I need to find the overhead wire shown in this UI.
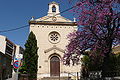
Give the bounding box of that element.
[15,5,77,67]
[41,6,75,21]
[0,5,76,33]
[0,25,29,33]
[13,4,78,69]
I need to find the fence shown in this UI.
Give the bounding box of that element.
[18,71,120,80]
[102,71,120,77]
[19,74,37,80]
[81,71,120,80]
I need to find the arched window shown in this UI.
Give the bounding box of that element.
[52,5,56,12]
[50,56,60,62]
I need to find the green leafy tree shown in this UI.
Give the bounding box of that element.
[81,55,90,78]
[104,53,120,77]
[81,51,103,70]
[19,31,38,80]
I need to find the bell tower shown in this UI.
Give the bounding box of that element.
[47,1,60,16]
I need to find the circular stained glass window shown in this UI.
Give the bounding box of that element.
[49,31,60,44]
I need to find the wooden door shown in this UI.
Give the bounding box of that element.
[50,56,60,76]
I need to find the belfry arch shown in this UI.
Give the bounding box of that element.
[52,5,56,12]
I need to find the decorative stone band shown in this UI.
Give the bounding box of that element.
[44,45,65,53]
[29,21,77,26]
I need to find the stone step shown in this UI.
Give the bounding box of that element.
[41,77,68,80]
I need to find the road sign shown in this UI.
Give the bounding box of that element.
[13,61,21,69]
[15,54,23,59]
[14,57,21,60]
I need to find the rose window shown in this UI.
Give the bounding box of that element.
[49,32,60,44]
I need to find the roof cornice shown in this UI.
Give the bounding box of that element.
[29,21,77,26]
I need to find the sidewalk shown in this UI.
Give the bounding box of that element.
[7,70,17,80]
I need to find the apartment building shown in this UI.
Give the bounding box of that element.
[0,35,24,80]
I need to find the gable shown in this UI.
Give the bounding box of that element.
[35,15,73,22]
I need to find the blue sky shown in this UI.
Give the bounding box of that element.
[0,0,76,48]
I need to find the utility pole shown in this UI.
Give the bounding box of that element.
[68,73,69,80]
[77,72,79,80]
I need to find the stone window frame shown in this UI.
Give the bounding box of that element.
[48,31,61,44]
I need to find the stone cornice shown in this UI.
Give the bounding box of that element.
[29,21,77,26]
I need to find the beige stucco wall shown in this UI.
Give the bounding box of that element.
[30,24,82,77]
[29,1,82,79]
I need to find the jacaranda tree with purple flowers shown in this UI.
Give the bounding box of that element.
[63,0,120,76]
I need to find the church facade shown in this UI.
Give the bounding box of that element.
[29,1,81,79]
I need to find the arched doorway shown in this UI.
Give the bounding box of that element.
[50,56,60,76]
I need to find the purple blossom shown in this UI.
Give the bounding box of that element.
[63,0,120,65]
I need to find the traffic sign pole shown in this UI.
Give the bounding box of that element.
[16,60,20,80]
[13,54,23,80]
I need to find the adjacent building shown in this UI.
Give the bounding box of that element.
[0,35,16,80]
[0,35,24,80]
[113,46,120,54]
